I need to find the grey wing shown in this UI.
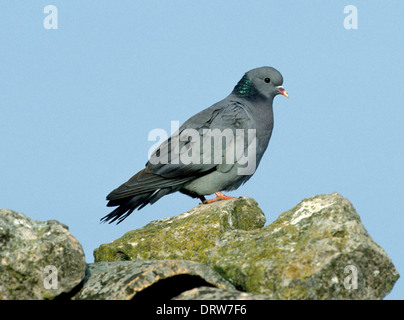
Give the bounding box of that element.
[148,101,256,178]
[106,102,256,203]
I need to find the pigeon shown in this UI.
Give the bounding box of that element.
[101,66,288,224]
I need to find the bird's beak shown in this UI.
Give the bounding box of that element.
[277,86,289,98]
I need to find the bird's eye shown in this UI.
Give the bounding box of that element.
[264,78,271,83]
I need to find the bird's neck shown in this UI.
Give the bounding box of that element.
[232,75,259,98]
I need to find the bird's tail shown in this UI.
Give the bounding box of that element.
[101,188,169,224]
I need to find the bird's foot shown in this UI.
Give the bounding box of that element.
[203,191,236,204]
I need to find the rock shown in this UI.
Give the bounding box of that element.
[172,286,272,300]
[0,209,86,300]
[94,197,265,263]
[94,193,399,299]
[73,260,236,300]
[207,193,399,299]
[2,193,399,300]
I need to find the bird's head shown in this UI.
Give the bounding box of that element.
[233,66,288,100]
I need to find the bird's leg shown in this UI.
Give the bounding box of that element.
[198,195,207,203]
[204,191,236,204]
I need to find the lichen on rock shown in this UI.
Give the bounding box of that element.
[94,193,400,300]
[93,197,265,263]
[207,193,399,299]
[2,192,398,300]
[0,209,86,300]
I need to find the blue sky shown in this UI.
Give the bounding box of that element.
[1,1,403,299]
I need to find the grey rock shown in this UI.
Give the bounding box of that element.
[94,193,399,299]
[0,209,86,300]
[207,193,399,299]
[3,192,398,300]
[73,260,236,300]
[173,286,273,300]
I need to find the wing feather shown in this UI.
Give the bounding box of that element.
[107,101,256,201]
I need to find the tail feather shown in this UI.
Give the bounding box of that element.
[101,188,174,224]
[101,194,147,224]
[102,165,199,224]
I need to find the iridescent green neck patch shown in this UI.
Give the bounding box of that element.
[233,75,258,98]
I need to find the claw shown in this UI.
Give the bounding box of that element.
[204,191,236,204]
